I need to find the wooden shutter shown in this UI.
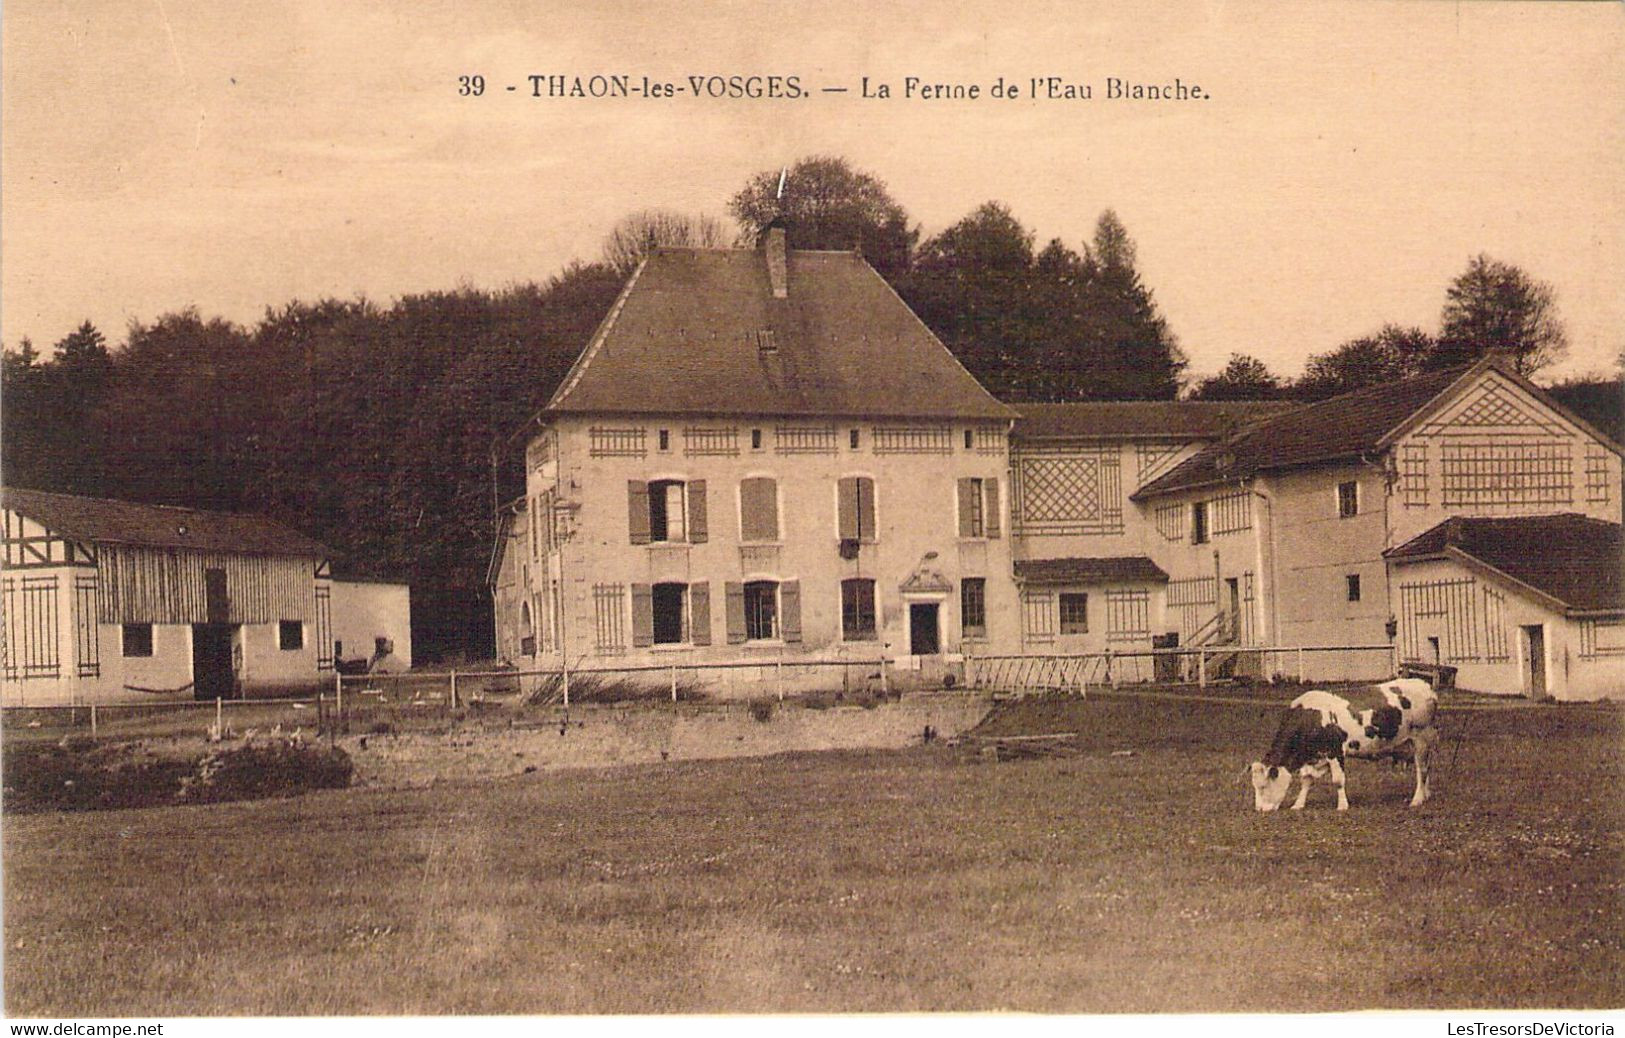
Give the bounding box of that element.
[837,477,858,540]
[985,477,1001,538]
[628,481,651,544]
[687,480,707,543]
[741,477,778,541]
[725,582,747,644]
[858,478,876,540]
[780,580,802,643]
[957,478,977,538]
[690,582,711,645]
[631,583,653,647]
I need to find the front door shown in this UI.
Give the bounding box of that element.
[1523,625,1546,699]
[193,624,237,700]
[909,603,940,655]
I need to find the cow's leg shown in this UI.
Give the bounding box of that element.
[1410,729,1436,807]
[1329,757,1349,811]
[1291,770,1313,810]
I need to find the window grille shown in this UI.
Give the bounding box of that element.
[683,426,740,457]
[593,584,627,654]
[744,581,778,641]
[1167,577,1217,643]
[1210,490,1252,535]
[1106,589,1151,643]
[1154,503,1186,541]
[1012,448,1123,535]
[589,427,646,457]
[1021,591,1055,643]
[74,576,100,677]
[1440,441,1572,507]
[1337,481,1359,518]
[1400,445,1428,508]
[873,426,953,455]
[2,576,60,680]
[1482,585,1510,662]
[315,584,334,670]
[775,425,838,455]
[1586,444,1611,504]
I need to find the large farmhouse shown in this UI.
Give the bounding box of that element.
[0,489,409,706]
[493,231,1624,700]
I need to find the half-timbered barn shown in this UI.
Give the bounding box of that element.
[1,488,336,705]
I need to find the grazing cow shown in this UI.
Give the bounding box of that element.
[1248,677,1439,812]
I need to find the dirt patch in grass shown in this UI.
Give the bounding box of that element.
[2,739,353,813]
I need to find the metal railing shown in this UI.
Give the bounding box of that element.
[967,643,1400,697]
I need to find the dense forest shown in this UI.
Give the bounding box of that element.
[4,157,1617,660]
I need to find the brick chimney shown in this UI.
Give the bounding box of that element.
[763,217,788,299]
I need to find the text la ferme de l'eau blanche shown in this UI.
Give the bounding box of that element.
[861,76,1209,100]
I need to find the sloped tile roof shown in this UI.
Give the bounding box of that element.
[1384,514,1623,614]
[1011,400,1298,441]
[1014,556,1170,585]
[1132,366,1471,498]
[2,487,331,559]
[546,248,1016,421]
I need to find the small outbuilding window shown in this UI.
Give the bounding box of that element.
[1059,593,1089,635]
[1346,575,1362,603]
[1191,501,1210,544]
[278,621,304,650]
[1338,480,1359,518]
[122,624,154,658]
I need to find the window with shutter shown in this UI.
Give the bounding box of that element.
[984,478,1001,538]
[690,583,712,645]
[631,584,654,647]
[687,480,707,543]
[779,580,801,643]
[648,480,686,542]
[651,583,686,644]
[744,580,779,640]
[725,582,747,644]
[627,481,651,544]
[838,476,877,541]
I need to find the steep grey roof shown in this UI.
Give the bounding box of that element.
[1384,514,1623,614]
[1133,366,1471,498]
[1014,556,1170,585]
[1,487,330,559]
[546,248,1016,421]
[1011,401,1298,441]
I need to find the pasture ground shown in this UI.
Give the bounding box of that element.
[3,690,1621,1015]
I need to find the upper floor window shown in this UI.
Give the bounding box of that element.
[657,429,671,452]
[1346,574,1362,602]
[1337,480,1359,518]
[751,428,764,451]
[740,477,779,542]
[628,479,708,544]
[957,477,1002,538]
[1191,501,1210,544]
[838,476,878,541]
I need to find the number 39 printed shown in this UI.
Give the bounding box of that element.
[458,75,485,96]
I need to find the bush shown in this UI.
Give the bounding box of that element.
[748,700,774,723]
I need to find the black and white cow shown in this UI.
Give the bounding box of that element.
[1248,677,1439,812]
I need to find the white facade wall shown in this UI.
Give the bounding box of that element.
[331,579,413,669]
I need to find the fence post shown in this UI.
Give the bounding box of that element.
[90,702,97,737]
[776,658,784,702]
[1105,649,1116,690]
[1297,647,1305,684]
[336,676,343,735]
[879,654,889,696]
[1198,650,1207,689]
[449,669,459,710]
[671,662,678,703]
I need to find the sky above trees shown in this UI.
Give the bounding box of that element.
[3,2,1621,380]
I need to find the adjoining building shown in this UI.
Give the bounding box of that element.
[1384,514,1623,700]
[3,488,363,706]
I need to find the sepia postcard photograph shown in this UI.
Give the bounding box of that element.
[1,0,1621,1030]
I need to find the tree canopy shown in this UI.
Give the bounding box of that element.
[1435,254,1567,375]
[1188,354,1288,401]
[728,156,918,275]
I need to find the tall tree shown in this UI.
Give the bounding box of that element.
[1295,324,1434,401]
[601,209,726,275]
[1189,353,1286,401]
[729,156,918,274]
[1433,254,1567,375]
[1082,210,1186,399]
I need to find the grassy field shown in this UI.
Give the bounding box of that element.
[3,691,1621,1015]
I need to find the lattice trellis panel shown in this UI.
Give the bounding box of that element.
[1012,449,1123,535]
[1586,444,1612,504]
[593,583,627,655]
[774,425,838,455]
[1400,444,1428,508]
[684,427,740,457]
[1580,619,1625,659]
[1135,443,1187,487]
[1482,584,1509,663]
[1210,491,1252,535]
[1021,591,1055,642]
[1105,589,1151,643]
[1154,503,1186,541]
[1423,377,1564,437]
[1167,577,1216,643]
[973,426,1006,455]
[1398,578,1480,663]
[1441,440,1572,507]
[589,427,646,458]
[873,426,953,454]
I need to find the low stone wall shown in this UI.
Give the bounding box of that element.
[344,692,992,789]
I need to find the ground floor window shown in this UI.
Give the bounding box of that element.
[961,578,986,638]
[745,581,778,640]
[278,620,304,650]
[841,578,877,640]
[123,623,154,658]
[653,582,686,644]
[1346,574,1361,602]
[1059,593,1089,634]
